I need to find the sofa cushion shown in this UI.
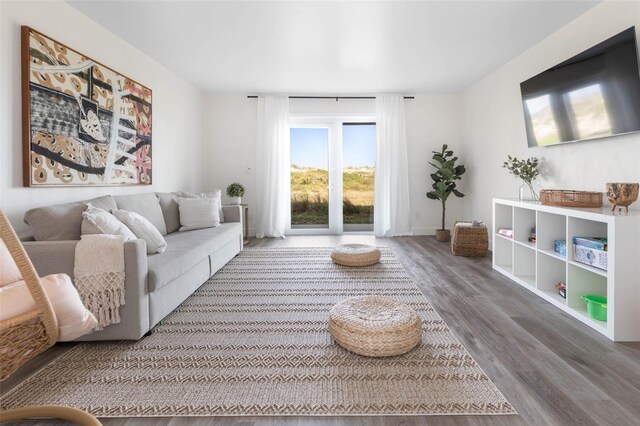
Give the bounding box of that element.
[177,197,220,231]
[113,193,167,236]
[113,209,167,254]
[176,190,225,222]
[147,222,241,292]
[24,196,116,241]
[156,193,180,234]
[82,204,136,240]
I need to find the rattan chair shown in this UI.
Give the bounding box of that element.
[0,210,101,425]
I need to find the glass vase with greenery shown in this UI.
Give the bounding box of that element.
[502,156,540,201]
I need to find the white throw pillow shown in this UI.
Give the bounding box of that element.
[1,240,22,287]
[177,197,220,231]
[82,204,136,240]
[113,209,167,254]
[176,190,225,222]
[0,273,98,341]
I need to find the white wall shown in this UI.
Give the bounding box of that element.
[203,95,464,236]
[461,1,640,234]
[0,1,205,234]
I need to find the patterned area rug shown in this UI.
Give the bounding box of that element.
[1,247,515,417]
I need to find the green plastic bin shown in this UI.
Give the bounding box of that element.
[582,295,607,322]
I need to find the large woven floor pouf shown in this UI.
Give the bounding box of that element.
[330,244,381,267]
[328,295,422,357]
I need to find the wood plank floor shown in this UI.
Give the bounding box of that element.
[3,236,640,425]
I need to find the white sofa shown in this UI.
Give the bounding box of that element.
[21,192,243,340]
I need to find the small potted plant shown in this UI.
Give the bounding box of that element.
[426,144,466,242]
[502,156,540,201]
[226,182,245,205]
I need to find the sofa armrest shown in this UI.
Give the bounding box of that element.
[222,205,243,223]
[23,239,150,340]
[22,240,78,277]
[22,239,146,278]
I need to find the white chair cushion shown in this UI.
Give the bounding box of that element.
[0,273,98,341]
[0,240,22,287]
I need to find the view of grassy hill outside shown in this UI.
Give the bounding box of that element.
[290,125,375,227]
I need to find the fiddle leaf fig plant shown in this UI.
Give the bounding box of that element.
[426,144,466,232]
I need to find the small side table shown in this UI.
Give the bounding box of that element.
[240,204,249,244]
[224,204,249,244]
[235,204,249,244]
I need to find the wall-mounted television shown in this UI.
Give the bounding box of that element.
[520,27,640,147]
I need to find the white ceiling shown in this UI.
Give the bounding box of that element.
[67,0,600,94]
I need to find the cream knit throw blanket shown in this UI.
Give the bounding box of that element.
[74,234,126,329]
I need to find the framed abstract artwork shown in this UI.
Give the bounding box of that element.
[21,27,152,187]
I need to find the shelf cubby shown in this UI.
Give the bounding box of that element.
[537,253,567,305]
[567,217,607,265]
[493,198,640,341]
[514,207,536,245]
[567,263,608,329]
[537,211,566,253]
[567,264,607,310]
[513,243,535,287]
[494,203,513,233]
[493,234,513,274]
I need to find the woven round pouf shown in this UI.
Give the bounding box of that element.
[328,295,422,357]
[330,244,381,267]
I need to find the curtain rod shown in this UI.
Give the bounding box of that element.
[247,95,414,100]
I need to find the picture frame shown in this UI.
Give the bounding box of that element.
[21,26,152,187]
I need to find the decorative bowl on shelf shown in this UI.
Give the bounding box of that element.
[606,183,639,212]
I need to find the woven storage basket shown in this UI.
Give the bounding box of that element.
[330,244,381,267]
[328,295,422,357]
[451,221,488,257]
[540,190,602,208]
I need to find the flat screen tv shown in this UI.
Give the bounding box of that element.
[520,27,640,147]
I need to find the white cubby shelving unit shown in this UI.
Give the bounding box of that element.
[492,198,640,341]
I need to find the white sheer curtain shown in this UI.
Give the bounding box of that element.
[255,96,290,238]
[373,95,412,237]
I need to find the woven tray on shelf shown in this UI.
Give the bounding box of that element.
[540,190,602,208]
[451,222,488,257]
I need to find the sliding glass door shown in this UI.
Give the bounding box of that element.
[288,118,375,234]
[290,127,330,229]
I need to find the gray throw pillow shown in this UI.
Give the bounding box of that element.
[156,192,180,234]
[24,195,116,241]
[113,193,168,236]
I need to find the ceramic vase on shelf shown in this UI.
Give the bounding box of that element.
[519,180,540,202]
[606,182,639,213]
[229,196,242,205]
